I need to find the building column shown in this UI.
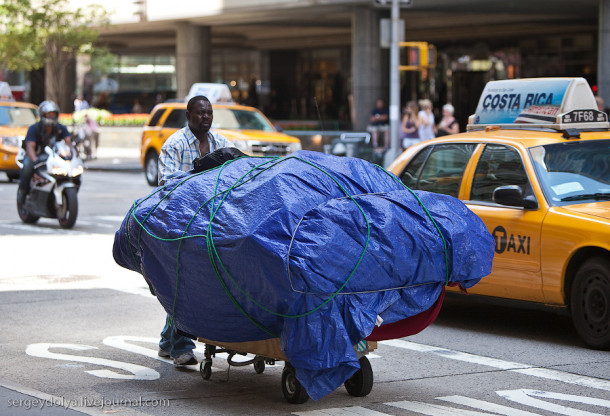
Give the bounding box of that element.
[351,6,387,132]
[176,23,211,100]
[598,0,610,105]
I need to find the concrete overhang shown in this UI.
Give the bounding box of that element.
[95,0,599,54]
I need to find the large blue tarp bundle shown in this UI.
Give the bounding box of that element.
[113,150,494,400]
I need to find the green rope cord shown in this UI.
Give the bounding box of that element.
[372,163,451,285]
[204,155,371,320]
[123,155,449,332]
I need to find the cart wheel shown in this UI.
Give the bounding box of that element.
[281,364,309,404]
[254,359,265,374]
[344,356,373,397]
[200,361,212,380]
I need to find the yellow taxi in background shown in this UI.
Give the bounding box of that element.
[0,84,38,181]
[388,78,610,350]
[140,101,302,186]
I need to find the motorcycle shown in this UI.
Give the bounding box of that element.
[16,140,84,229]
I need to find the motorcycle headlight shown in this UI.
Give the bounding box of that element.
[0,136,20,147]
[231,139,251,154]
[71,165,84,177]
[52,167,69,176]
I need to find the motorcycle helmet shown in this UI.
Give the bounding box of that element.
[39,100,60,127]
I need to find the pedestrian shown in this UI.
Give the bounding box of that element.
[595,96,610,118]
[367,98,390,150]
[156,95,236,366]
[400,100,420,149]
[73,94,89,112]
[84,113,100,159]
[436,103,459,137]
[417,99,436,141]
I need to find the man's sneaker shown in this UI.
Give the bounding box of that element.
[173,351,197,366]
[158,349,171,358]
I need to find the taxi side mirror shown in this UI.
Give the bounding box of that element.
[493,185,538,209]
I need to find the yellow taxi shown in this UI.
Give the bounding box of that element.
[388,78,610,350]
[140,100,302,186]
[0,84,38,181]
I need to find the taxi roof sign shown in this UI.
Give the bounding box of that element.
[0,82,15,101]
[467,77,609,131]
[185,83,234,104]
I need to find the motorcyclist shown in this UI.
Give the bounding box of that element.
[18,100,72,204]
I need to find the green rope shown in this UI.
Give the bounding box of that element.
[123,155,450,333]
[373,164,451,286]
[204,155,371,320]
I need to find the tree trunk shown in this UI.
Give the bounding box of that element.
[45,38,76,112]
[29,68,45,106]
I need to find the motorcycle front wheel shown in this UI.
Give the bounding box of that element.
[57,187,78,229]
[17,189,39,224]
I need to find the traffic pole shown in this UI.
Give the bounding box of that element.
[384,0,401,168]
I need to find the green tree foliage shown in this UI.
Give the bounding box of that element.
[0,0,111,109]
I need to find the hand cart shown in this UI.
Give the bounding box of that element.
[197,336,376,404]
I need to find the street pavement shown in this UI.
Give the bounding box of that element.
[2,127,145,416]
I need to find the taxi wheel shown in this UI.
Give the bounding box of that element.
[570,257,610,350]
[7,172,20,182]
[145,151,159,186]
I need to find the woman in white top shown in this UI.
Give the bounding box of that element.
[436,103,460,136]
[417,98,436,141]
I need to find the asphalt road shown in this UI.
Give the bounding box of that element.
[1,168,609,416]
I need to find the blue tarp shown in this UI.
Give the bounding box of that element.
[113,150,494,400]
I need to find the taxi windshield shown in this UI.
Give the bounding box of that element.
[530,140,610,206]
[212,108,274,131]
[0,106,37,127]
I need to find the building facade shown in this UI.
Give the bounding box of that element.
[83,0,606,132]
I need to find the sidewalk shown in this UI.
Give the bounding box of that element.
[83,127,142,172]
[84,147,142,172]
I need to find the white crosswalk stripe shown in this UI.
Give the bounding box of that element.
[382,339,610,392]
[293,406,390,416]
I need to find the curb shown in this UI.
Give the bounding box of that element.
[84,159,143,172]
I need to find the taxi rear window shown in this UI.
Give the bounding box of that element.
[0,106,37,126]
[399,143,476,197]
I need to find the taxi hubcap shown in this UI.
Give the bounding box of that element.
[583,275,609,330]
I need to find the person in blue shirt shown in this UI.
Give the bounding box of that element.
[18,101,72,204]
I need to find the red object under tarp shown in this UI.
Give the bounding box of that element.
[365,287,445,341]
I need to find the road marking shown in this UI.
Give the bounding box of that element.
[0,234,147,295]
[26,343,159,380]
[71,219,118,228]
[382,339,610,392]
[293,406,390,416]
[95,215,128,222]
[103,335,202,368]
[497,389,610,416]
[438,395,542,415]
[0,220,88,234]
[102,335,247,372]
[387,400,493,415]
